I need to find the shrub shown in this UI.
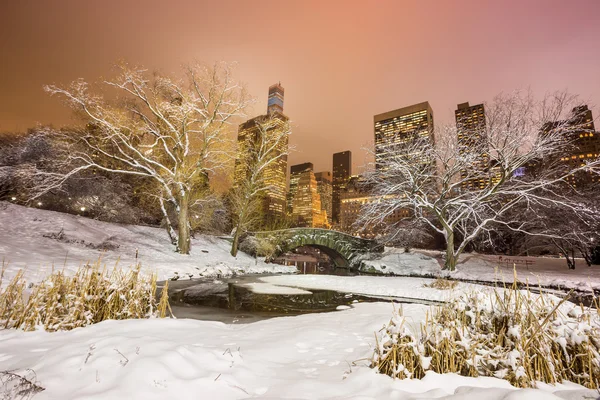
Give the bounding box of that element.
[238,235,259,256]
[422,278,458,290]
[373,281,600,389]
[238,235,277,258]
[0,261,171,332]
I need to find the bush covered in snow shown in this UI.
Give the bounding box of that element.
[373,283,600,389]
[238,235,278,258]
[0,262,171,331]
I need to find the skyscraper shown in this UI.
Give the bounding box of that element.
[288,162,313,214]
[543,105,599,186]
[332,150,352,225]
[267,83,284,115]
[374,102,434,170]
[455,102,490,190]
[339,175,409,237]
[314,171,332,225]
[292,170,329,228]
[234,83,289,223]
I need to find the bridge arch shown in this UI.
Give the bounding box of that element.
[254,228,383,269]
[277,243,351,268]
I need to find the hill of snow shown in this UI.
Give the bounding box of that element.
[0,202,294,285]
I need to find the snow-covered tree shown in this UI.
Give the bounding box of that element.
[358,91,600,270]
[229,114,291,257]
[42,62,251,254]
[537,185,600,269]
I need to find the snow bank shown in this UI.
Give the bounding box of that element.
[258,274,488,303]
[0,202,294,285]
[362,248,600,292]
[360,250,440,275]
[0,302,595,399]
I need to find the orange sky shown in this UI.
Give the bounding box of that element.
[1,0,599,173]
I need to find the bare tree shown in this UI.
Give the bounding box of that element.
[538,187,600,269]
[358,91,600,270]
[230,114,291,257]
[41,62,251,254]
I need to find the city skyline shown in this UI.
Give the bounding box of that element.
[2,0,600,174]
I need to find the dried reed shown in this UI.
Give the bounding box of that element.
[0,261,171,332]
[373,276,600,389]
[423,278,458,290]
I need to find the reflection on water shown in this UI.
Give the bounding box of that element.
[162,274,377,323]
[274,246,357,276]
[295,263,357,276]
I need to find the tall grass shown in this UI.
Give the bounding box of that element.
[0,261,171,332]
[373,278,600,389]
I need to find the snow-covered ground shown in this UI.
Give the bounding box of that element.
[2,203,600,399]
[1,302,596,400]
[363,248,600,292]
[0,202,294,285]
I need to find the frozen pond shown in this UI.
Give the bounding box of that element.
[160,273,444,324]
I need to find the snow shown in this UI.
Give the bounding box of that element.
[2,203,599,399]
[0,302,596,400]
[257,274,485,303]
[238,282,313,295]
[362,248,600,292]
[0,202,295,286]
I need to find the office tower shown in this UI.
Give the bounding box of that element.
[543,105,599,186]
[291,170,328,228]
[267,83,284,115]
[314,171,332,225]
[340,175,409,237]
[455,102,491,190]
[374,102,434,170]
[234,83,289,222]
[288,162,314,214]
[332,150,352,225]
[339,175,367,235]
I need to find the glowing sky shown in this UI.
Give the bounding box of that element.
[1,0,599,173]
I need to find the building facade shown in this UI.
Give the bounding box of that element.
[542,105,599,186]
[314,171,332,225]
[339,175,409,238]
[374,102,434,170]
[455,102,491,190]
[267,83,284,115]
[291,170,329,228]
[234,83,290,223]
[332,150,352,225]
[288,162,313,214]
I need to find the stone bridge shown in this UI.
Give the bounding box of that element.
[252,228,384,268]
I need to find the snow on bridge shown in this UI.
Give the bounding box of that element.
[252,228,384,268]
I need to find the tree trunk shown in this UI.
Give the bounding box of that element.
[176,191,191,255]
[576,244,592,267]
[231,200,249,257]
[567,248,576,270]
[444,231,457,271]
[159,197,178,245]
[231,223,241,257]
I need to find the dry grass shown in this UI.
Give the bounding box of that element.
[0,261,171,332]
[423,278,458,290]
[373,277,600,389]
[0,369,44,400]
